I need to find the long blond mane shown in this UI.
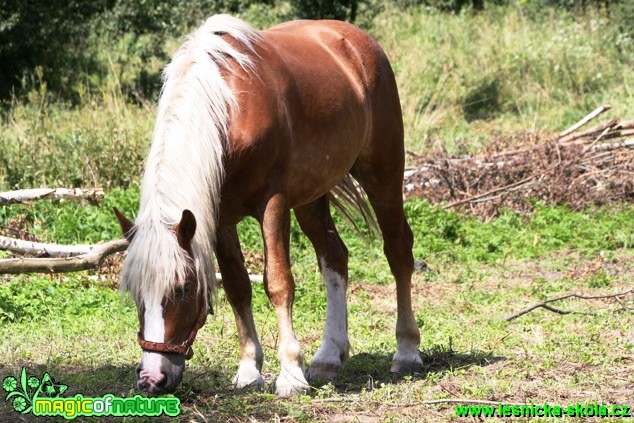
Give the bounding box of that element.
[120,15,261,309]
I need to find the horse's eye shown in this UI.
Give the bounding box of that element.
[176,283,190,299]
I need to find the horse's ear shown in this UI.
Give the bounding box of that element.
[176,209,197,249]
[113,207,135,241]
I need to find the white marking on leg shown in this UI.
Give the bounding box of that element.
[321,258,349,358]
[391,305,422,373]
[274,311,309,396]
[307,258,349,381]
[233,321,264,389]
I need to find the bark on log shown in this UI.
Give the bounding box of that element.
[0,239,129,274]
[0,188,104,205]
[0,236,100,257]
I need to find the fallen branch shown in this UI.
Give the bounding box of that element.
[505,289,633,321]
[0,235,265,281]
[558,118,618,143]
[0,188,104,205]
[0,236,100,258]
[404,104,634,216]
[0,239,129,274]
[591,138,634,152]
[558,103,611,139]
[443,176,534,209]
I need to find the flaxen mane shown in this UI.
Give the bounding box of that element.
[120,15,261,309]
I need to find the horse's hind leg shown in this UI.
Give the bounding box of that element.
[216,225,264,389]
[355,174,422,372]
[352,150,423,374]
[295,196,350,383]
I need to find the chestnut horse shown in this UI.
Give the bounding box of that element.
[114,14,422,396]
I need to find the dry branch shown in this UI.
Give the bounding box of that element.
[504,289,633,321]
[443,176,534,209]
[558,103,611,139]
[0,239,129,274]
[404,106,634,216]
[558,118,618,143]
[0,236,100,257]
[0,234,265,281]
[0,188,104,205]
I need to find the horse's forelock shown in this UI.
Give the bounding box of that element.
[120,219,192,308]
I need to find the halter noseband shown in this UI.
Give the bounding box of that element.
[137,304,207,360]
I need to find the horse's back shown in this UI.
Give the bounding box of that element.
[222,19,403,218]
[263,20,398,114]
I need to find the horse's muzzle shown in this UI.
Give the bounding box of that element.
[136,353,185,394]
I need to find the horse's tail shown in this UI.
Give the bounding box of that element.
[328,174,380,238]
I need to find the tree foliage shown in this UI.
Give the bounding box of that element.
[0,0,631,102]
[0,0,107,101]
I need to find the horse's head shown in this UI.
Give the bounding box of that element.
[114,207,208,394]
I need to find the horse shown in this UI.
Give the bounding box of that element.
[114,14,423,396]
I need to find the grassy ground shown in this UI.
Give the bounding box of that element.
[2,4,634,189]
[374,4,634,153]
[1,3,633,421]
[1,190,633,421]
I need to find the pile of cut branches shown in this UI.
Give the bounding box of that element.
[404,104,634,217]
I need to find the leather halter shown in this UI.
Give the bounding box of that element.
[137,304,206,360]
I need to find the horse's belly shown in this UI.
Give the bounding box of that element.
[286,137,362,208]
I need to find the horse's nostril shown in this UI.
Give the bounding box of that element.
[155,372,168,389]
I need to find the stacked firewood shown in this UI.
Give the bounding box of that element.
[404,104,634,217]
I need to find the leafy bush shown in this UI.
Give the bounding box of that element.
[290,0,359,20]
[0,0,105,102]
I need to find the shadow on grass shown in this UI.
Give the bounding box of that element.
[332,344,506,392]
[1,345,503,421]
[0,362,265,422]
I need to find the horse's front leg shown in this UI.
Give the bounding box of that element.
[258,193,310,396]
[216,225,264,389]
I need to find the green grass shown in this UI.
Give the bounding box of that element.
[374,4,634,153]
[1,190,633,420]
[1,3,633,420]
[0,84,153,190]
[2,4,634,190]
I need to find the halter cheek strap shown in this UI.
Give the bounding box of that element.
[137,305,206,360]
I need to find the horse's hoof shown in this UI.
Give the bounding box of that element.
[233,366,265,390]
[306,362,340,384]
[275,367,310,396]
[275,380,310,397]
[390,357,423,374]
